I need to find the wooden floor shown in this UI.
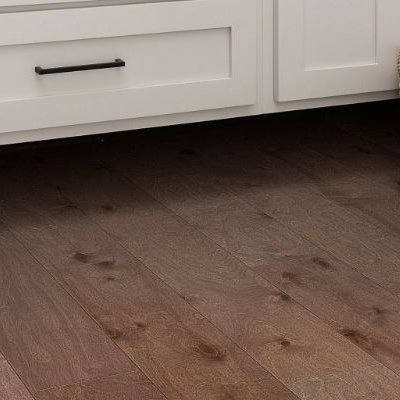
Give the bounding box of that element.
[1,101,400,400]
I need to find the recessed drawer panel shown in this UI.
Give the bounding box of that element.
[0,0,257,133]
[1,29,231,101]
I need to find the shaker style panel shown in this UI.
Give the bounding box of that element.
[0,0,257,133]
[275,0,400,101]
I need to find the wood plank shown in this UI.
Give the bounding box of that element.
[0,223,134,394]
[88,129,400,378]
[0,354,34,400]
[326,101,400,155]
[161,122,400,297]
[0,159,295,400]
[34,372,166,400]
[272,142,400,232]
[290,364,400,400]
[220,111,400,238]
[253,109,400,201]
[3,144,393,400]
[241,118,400,294]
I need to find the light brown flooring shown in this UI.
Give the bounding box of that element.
[1,101,400,399]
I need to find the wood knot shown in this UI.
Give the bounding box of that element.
[339,328,372,349]
[273,292,292,302]
[280,339,291,348]
[372,306,388,316]
[180,294,194,302]
[106,328,124,340]
[258,211,273,220]
[311,257,335,271]
[135,322,147,329]
[196,342,226,361]
[340,328,359,338]
[96,260,116,269]
[106,323,146,341]
[101,204,114,212]
[73,252,91,264]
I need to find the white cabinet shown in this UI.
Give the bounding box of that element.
[1,0,91,5]
[275,0,400,101]
[0,0,178,5]
[0,0,257,134]
[0,0,399,145]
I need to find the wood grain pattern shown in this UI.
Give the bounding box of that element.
[92,129,400,378]
[290,364,400,400]
[0,221,134,394]
[0,162,295,400]
[34,372,166,400]
[1,102,400,399]
[160,121,400,297]
[9,144,395,400]
[0,354,34,400]
[251,113,400,235]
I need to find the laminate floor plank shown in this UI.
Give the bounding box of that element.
[0,354,34,400]
[291,364,400,400]
[284,146,400,232]
[326,101,400,155]
[1,103,399,399]
[0,222,134,394]
[34,372,166,400]
[247,113,400,235]
[6,144,397,400]
[139,121,400,297]
[87,129,400,378]
[256,110,400,188]
[0,161,295,400]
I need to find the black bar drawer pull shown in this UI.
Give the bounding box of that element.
[35,58,126,75]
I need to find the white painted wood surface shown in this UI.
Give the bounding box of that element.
[275,0,400,101]
[0,0,398,145]
[0,0,174,6]
[0,0,257,133]
[1,0,93,5]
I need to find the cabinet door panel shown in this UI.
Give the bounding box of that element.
[275,0,400,101]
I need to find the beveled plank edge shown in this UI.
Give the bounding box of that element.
[288,363,400,400]
[43,158,375,397]
[33,370,167,400]
[91,135,400,385]
[0,219,149,395]
[0,192,299,400]
[0,353,35,400]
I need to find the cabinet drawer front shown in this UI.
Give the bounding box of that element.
[1,0,92,5]
[275,0,400,102]
[0,0,257,133]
